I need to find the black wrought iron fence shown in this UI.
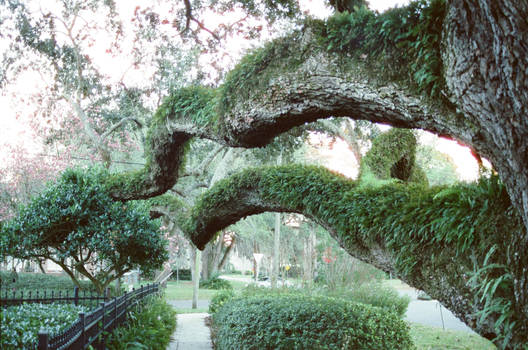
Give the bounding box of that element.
[1,287,108,308]
[36,283,159,350]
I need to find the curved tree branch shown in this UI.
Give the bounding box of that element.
[101,117,143,141]
[182,164,525,346]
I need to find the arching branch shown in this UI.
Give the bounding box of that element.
[182,164,525,346]
[101,117,143,141]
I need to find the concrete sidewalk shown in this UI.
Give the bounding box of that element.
[167,299,210,309]
[167,313,213,350]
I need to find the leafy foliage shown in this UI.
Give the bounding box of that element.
[360,128,426,184]
[212,294,415,349]
[1,303,88,349]
[330,282,411,318]
[1,167,168,293]
[106,296,176,350]
[0,271,93,293]
[209,289,235,314]
[324,0,447,98]
[159,85,219,128]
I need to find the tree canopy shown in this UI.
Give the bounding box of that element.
[1,168,168,294]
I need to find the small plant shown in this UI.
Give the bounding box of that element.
[1,303,88,349]
[106,296,176,350]
[199,276,232,290]
[209,289,235,314]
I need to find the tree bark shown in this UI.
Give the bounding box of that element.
[443,1,528,340]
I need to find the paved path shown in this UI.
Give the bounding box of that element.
[167,299,210,309]
[167,313,212,350]
[398,289,475,333]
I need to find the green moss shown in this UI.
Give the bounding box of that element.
[219,35,307,116]
[161,85,219,128]
[322,0,447,99]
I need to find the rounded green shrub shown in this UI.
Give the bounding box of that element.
[212,294,415,350]
[199,276,232,290]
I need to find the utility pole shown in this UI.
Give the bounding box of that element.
[271,151,282,289]
[192,247,201,309]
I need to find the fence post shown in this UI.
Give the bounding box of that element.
[79,312,86,347]
[113,296,117,331]
[99,301,106,350]
[104,288,110,301]
[74,287,79,306]
[38,330,49,350]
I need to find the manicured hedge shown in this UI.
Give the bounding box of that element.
[212,294,415,350]
[0,303,88,349]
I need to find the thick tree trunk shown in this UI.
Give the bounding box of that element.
[443,1,528,343]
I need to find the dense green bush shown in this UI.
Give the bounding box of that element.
[209,289,235,314]
[212,294,415,350]
[2,167,168,295]
[0,271,94,293]
[0,303,88,349]
[199,275,232,290]
[106,296,176,350]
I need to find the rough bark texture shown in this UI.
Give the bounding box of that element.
[443,1,528,341]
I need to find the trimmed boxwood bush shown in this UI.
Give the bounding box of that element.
[212,294,415,350]
[0,303,88,349]
[240,283,410,319]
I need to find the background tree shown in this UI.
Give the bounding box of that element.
[0,168,168,294]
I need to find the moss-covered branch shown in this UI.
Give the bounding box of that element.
[107,2,482,202]
[183,163,524,346]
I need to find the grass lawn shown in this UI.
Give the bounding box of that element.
[163,281,218,299]
[410,323,496,350]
